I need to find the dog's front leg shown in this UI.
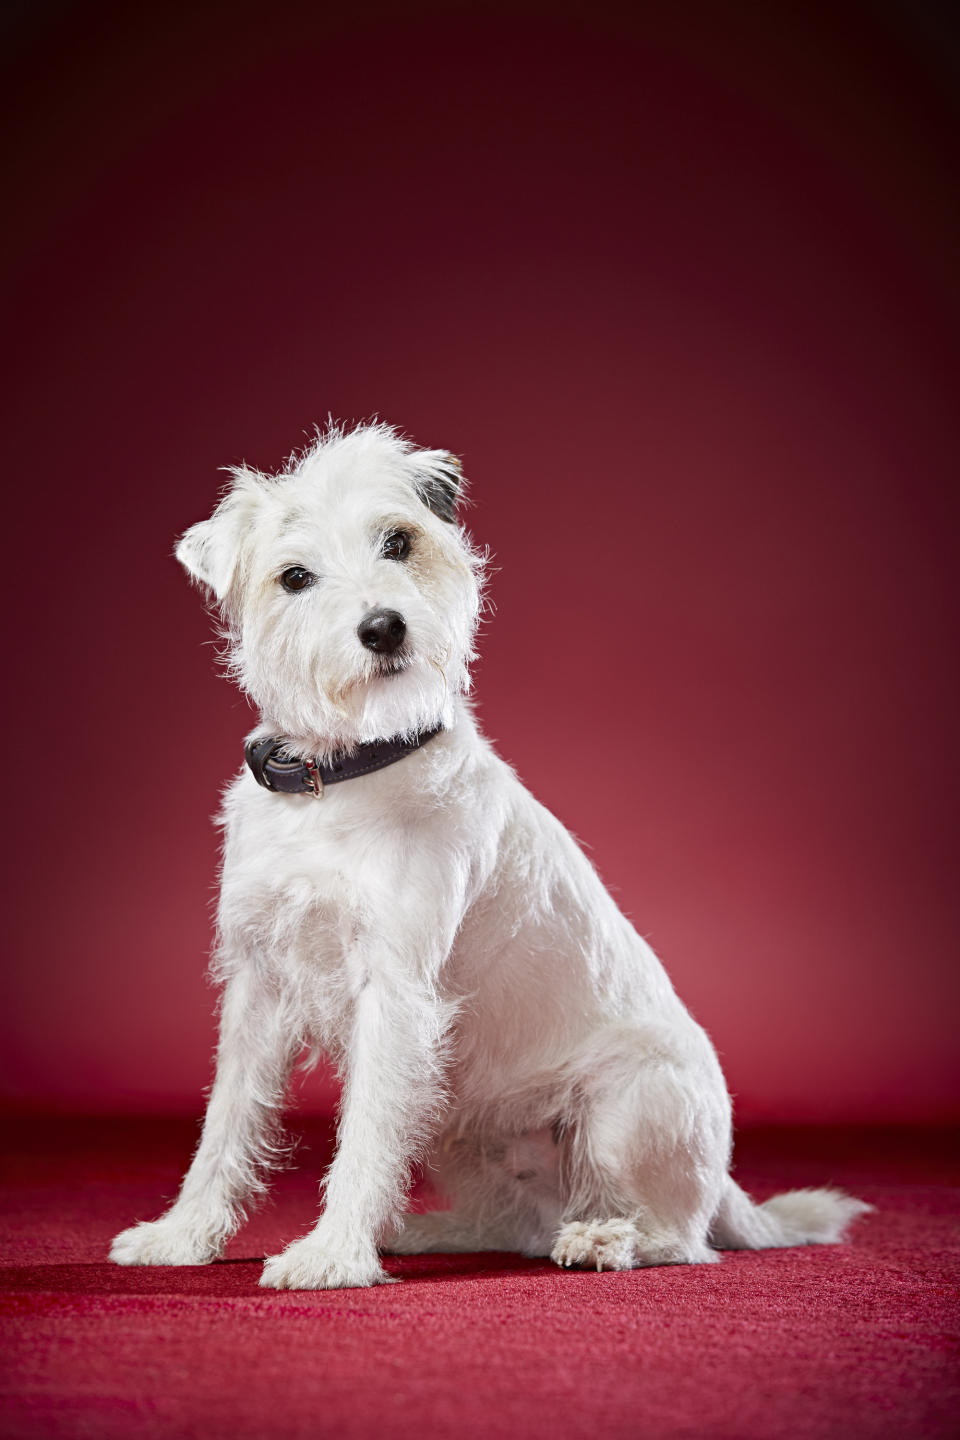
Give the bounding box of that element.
[260,970,448,1290]
[111,968,300,1266]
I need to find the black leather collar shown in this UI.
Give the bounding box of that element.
[244,724,444,798]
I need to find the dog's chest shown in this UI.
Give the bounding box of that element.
[220,787,380,988]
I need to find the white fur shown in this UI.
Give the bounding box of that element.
[110,422,871,1288]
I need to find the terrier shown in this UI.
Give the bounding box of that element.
[110,422,869,1289]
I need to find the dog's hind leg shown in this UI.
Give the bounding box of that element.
[548,1022,731,1271]
[383,1210,497,1254]
[110,968,301,1266]
[386,1127,565,1257]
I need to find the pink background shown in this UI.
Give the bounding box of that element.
[3,3,958,1123]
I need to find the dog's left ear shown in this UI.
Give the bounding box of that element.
[410,450,463,523]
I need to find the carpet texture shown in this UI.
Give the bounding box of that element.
[1,1119,957,1439]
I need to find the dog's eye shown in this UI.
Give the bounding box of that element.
[381,530,411,562]
[280,566,315,593]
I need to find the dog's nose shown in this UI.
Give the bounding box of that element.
[357,608,407,655]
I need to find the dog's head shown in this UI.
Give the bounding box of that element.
[176,422,484,752]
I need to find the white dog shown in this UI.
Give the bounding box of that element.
[110,421,869,1289]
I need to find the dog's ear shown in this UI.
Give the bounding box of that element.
[409,450,464,523]
[175,474,264,603]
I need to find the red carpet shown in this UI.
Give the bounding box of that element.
[1,1119,957,1439]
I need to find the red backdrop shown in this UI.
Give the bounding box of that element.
[3,2,957,1123]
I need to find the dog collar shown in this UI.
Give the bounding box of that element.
[244,724,444,799]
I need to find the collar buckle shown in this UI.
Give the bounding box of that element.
[303,758,324,798]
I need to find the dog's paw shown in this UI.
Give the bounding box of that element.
[551,1218,716,1271]
[259,1233,394,1291]
[551,1219,641,1272]
[110,1219,221,1267]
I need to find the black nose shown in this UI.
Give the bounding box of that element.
[357,608,407,655]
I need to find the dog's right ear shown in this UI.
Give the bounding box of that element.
[175,474,264,604]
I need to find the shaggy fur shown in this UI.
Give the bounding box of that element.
[110,422,870,1289]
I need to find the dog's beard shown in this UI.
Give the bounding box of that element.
[353,652,454,743]
[319,641,412,709]
[245,644,456,752]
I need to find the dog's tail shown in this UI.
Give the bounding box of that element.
[708,1176,872,1250]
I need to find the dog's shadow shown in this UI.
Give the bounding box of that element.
[0,1252,554,1300]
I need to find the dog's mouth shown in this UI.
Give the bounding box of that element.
[372,653,409,679]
